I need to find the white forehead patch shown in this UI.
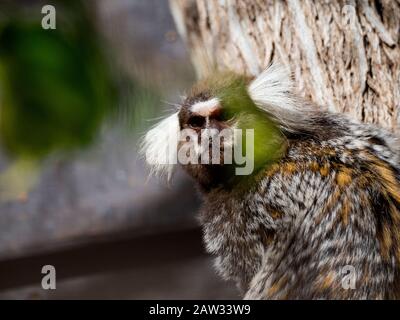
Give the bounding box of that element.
[191,98,220,116]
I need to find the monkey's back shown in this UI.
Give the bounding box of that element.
[201,117,400,299]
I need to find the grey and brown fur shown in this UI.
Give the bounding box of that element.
[141,64,400,299]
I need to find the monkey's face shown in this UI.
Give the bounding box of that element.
[177,92,238,188]
[141,69,286,189]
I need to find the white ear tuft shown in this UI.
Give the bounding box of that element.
[140,112,180,181]
[248,63,296,111]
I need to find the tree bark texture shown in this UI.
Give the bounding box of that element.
[169,0,400,131]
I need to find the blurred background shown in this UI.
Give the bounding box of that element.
[0,0,238,299]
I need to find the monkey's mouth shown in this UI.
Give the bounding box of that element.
[177,131,235,166]
[194,143,232,166]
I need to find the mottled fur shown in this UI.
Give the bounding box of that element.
[142,64,400,299]
[201,122,400,299]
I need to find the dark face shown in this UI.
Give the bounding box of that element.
[177,93,236,191]
[179,93,229,133]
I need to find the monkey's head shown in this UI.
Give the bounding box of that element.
[141,65,290,190]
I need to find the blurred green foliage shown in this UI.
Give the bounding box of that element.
[0,0,116,159]
[207,72,286,171]
[118,79,162,135]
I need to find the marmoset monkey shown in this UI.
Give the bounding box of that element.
[141,64,400,299]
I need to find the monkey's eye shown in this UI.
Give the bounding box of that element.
[187,115,205,128]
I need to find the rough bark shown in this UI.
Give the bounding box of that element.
[169,0,400,131]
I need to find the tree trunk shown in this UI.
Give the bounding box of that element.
[169,0,400,131]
